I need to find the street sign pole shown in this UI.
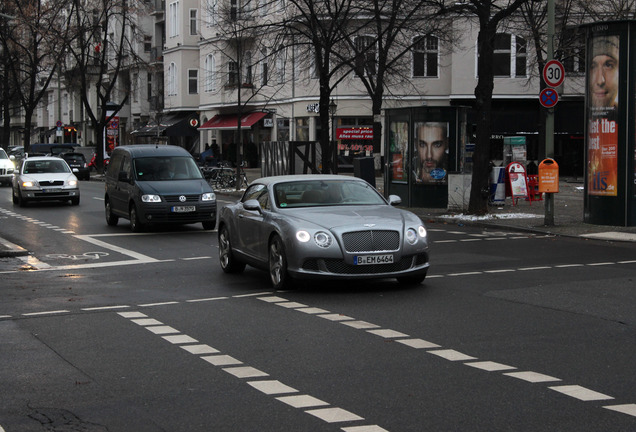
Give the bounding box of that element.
[545,0,555,226]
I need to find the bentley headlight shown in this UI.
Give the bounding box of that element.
[202,192,216,201]
[314,231,332,248]
[406,228,418,244]
[141,194,162,203]
[418,225,427,238]
[296,230,310,242]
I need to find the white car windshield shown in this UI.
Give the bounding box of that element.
[24,160,70,174]
[274,180,385,208]
[133,156,204,181]
[0,149,8,159]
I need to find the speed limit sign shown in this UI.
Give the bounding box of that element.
[543,60,565,87]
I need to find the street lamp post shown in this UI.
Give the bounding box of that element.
[328,98,337,173]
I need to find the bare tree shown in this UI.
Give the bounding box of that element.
[62,0,148,170]
[0,0,68,152]
[283,0,363,173]
[339,0,451,169]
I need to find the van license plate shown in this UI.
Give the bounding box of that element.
[354,254,394,265]
[172,205,196,213]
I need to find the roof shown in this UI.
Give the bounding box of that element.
[112,144,192,158]
[251,174,366,186]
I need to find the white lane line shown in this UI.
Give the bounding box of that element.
[504,371,561,383]
[131,318,164,326]
[118,311,147,318]
[162,334,198,344]
[604,404,636,417]
[549,385,614,401]
[181,256,211,261]
[518,266,552,271]
[146,326,180,335]
[258,296,288,302]
[618,260,636,264]
[276,394,329,408]
[81,305,130,311]
[318,314,355,321]
[428,349,477,362]
[139,301,180,307]
[22,310,69,316]
[180,344,219,355]
[276,301,307,308]
[306,407,364,423]
[465,361,516,372]
[367,329,409,339]
[587,262,615,266]
[223,366,269,378]
[0,315,11,319]
[484,269,516,273]
[395,339,441,349]
[248,380,298,395]
[341,321,380,330]
[448,271,483,276]
[201,355,243,366]
[186,297,229,303]
[233,292,274,298]
[342,426,390,432]
[297,307,330,314]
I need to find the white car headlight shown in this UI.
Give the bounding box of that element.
[67,179,78,187]
[418,225,427,238]
[314,231,332,248]
[296,230,311,242]
[141,194,162,203]
[406,228,418,244]
[202,192,216,201]
[21,180,36,188]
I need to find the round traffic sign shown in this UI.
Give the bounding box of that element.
[539,88,559,108]
[543,60,565,87]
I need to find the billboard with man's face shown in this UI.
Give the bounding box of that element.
[586,35,619,196]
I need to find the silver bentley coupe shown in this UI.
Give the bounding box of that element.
[218,175,429,289]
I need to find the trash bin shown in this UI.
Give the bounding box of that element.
[353,157,375,188]
[538,158,559,193]
[489,166,505,204]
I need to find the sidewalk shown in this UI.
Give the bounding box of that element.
[2,172,635,258]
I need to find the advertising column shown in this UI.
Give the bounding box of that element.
[584,22,635,226]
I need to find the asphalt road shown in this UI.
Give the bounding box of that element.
[0,181,635,431]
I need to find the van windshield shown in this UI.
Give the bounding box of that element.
[133,156,204,181]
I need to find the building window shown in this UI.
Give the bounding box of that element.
[188,69,198,94]
[228,61,238,87]
[189,9,198,35]
[296,118,309,141]
[560,29,585,74]
[147,73,152,101]
[261,48,268,86]
[168,62,177,95]
[205,54,216,91]
[355,36,376,76]
[144,36,152,52]
[169,1,179,38]
[244,51,253,86]
[492,33,527,78]
[413,35,438,78]
[276,46,285,84]
[133,72,139,103]
[277,118,289,141]
[206,0,217,26]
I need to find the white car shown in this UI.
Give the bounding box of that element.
[12,156,80,206]
[0,148,15,186]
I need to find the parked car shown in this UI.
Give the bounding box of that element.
[104,145,217,232]
[217,174,429,289]
[29,143,79,155]
[0,148,16,186]
[59,152,90,180]
[12,156,80,206]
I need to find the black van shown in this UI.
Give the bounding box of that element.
[104,145,216,232]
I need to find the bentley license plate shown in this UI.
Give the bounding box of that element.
[354,254,394,265]
[171,205,196,213]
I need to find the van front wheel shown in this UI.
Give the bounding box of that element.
[129,204,144,232]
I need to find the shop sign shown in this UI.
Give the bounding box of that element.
[336,127,373,140]
[306,103,319,113]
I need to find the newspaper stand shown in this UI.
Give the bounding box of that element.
[505,162,530,206]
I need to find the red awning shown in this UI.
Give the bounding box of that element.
[199,112,267,130]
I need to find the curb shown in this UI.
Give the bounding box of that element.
[0,237,29,258]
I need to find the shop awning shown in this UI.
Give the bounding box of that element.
[199,112,267,130]
[131,112,198,137]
